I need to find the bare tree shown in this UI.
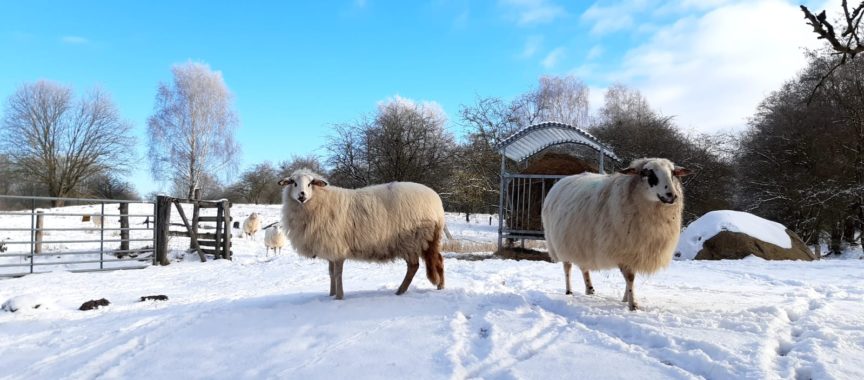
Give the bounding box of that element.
[0,81,135,206]
[326,96,456,191]
[278,154,327,178]
[235,162,280,204]
[147,61,240,198]
[80,173,139,200]
[801,2,864,60]
[512,75,591,128]
[800,2,864,100]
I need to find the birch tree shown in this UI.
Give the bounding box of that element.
[147,61,240,198]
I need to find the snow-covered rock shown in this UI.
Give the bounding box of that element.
[675,210,815,260]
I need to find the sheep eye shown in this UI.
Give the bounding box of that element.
[293,183,297,188]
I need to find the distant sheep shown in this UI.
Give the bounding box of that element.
[82,214,102,229]
[264,224,287,255]
[279,169,446,300]
[541,158,690,311]
[242,213,261,239]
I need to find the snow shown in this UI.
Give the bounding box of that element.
[1,205,863,379]
[676,210,793,260]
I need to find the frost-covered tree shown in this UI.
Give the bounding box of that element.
[326,96,456,191]
[0,81,135,206]
[147,61,240,198]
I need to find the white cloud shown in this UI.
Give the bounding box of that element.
[542,47,565,69]
[581,0,651,35]
[586,45,604,60]
[60,35,89,45]
[500,0,567,26]
[590,0,823,133]
[520,35,543,58]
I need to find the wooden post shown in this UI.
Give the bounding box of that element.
[34,211,44,254]
[214,203,224,259]
[221,200,232,260]
[190,188,201,250]
[119,203,130,253]
[174,200,206,262]
[155,195,172,266]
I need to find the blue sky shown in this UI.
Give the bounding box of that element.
[1,0,830,195]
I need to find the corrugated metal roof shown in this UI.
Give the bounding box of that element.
[497,121,618,162]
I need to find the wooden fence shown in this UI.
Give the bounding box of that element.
[154,191,232,265]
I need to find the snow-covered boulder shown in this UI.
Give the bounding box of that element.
[675,210,816,261]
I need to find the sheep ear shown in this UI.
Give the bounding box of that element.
[278,178,295,187]
[618,167,638,175]
[311,179,328,187]
[672,167,691,177]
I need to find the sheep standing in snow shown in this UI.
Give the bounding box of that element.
[242,213,261,239]
[278,169,446,300]
[264,224,287,256]
[541,158,690,311]
[82,214,102,228]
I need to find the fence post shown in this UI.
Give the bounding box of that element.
[190,188,201,250]
[155,195,172,265]
[221,200,232,260]
[99,202,105,269]
[119,203,129,253]
[29,198,36,273]
[214,203,224,259]
[34,211,44,254]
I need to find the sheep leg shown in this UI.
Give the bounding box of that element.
[333,259,345,300]
[396,259,420,295]
[328,260,336,296]
[582,270,595,295]
[619,266,638,311]
[563,262,573,295]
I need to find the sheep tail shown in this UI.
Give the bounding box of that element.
[422,224,445,289]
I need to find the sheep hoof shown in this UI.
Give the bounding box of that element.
[334,295,344,301]
[395,288,407,295]
[628,303,639,311]
[436,284,444,290]
[565,290,573,295]
[586,288,595,295]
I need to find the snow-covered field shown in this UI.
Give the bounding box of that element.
[1,204,863,379]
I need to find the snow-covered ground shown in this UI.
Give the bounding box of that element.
[1,204,863,379]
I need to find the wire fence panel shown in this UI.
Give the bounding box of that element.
[0,195,155,278]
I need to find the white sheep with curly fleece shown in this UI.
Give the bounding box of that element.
[542,158,690,311]
[264,224,287,255]
[279,169,446,300]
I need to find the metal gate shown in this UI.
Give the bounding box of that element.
[497,173,566,246]
[0,195,155,277]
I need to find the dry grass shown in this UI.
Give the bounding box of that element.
[442,239,498,253]
[442,238,551,262]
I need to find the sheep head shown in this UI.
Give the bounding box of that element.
[278,169,329,205]
[619,158,690,205]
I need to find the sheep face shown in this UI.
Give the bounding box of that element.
[620,158,690,205]
[278,170,329,205]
